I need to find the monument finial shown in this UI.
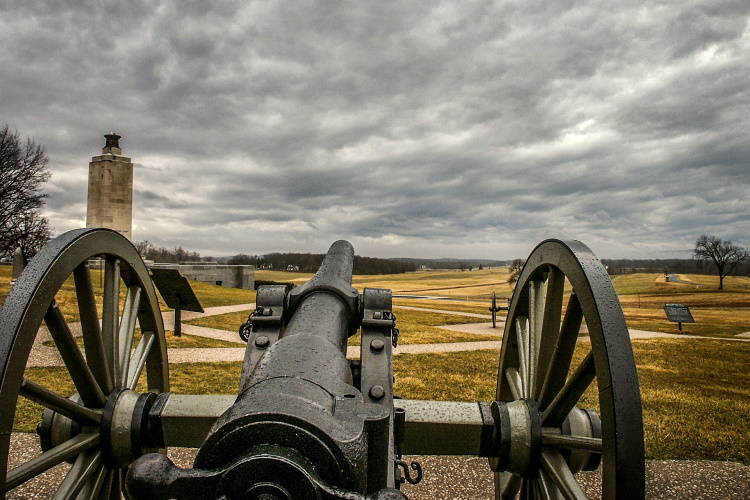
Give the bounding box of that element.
[104,132,121,149]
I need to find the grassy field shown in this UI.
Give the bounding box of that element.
[15,339,748,465]
[610,273,750,337]
[393,338,750,465]
[394,298,504,316]
[42,330,242,349]
[257,268,516,299]
[0,265,11,304]
[5,262,750,467]
[185,306,499,346]
[256,269,750,338]
[7,262,747,338]
[0,264,255,321]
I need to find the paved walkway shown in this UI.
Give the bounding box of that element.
[394,304,493,319]
[27,302,750,367]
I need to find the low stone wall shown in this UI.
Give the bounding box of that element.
[150,263,254,290]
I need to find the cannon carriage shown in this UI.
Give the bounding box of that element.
[0,228,644,499]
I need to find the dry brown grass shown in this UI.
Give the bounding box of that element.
[187,307,499,346]
[394,298,505,316]
[624,307,750,337]
[13,338,750,465]
[0,265,13,306]
[392,338,750,465]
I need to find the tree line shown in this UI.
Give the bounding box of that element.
[134,241,201,263]
[601,257,749,278]
[227,252,416,275]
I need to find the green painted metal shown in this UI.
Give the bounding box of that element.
[157,394,236,448]
[0,228,169,498]
[396,400,486,456]
[494,239,644,499]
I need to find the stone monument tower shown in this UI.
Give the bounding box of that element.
[86,133,133,239]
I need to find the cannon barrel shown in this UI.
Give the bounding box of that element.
[127,241,404,500]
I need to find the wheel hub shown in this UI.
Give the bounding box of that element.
[100,389,159,467]
[489,399,541,476]
[489,399,602,477]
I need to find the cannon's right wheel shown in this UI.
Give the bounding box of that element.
[0,228,169,499]
[493,240,644,499]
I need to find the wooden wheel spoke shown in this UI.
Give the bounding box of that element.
[89,466,115,500]
[5,433,100,491]
[50,449,102,500]
[44,302,106,407]
[108,469,123,499]
[73,264,113,394]
[118,285,142,387]
[501,472,522,498]
[535,268,565,399]
[19,378,101,426]
[528,279,545,399]
[101,258,121,385]
[538,293,583,412]
[505,367,524,401]
[538,467,562,500]
[127,330,155,390]
[515,317,530,398]
[540,450,588,500]
[542,351,596,427]
[541,431,603,453]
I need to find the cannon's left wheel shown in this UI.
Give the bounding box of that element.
[0,228,169,499]
[492,240,644,499]
[491,292,498,328]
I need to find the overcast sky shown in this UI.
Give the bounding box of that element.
[2,1,748,260]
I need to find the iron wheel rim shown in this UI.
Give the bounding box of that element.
[0,228,169,499]
[494,239,644,499]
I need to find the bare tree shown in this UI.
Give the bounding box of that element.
[0,125,52,259]
[5,210,51,258]
[133,240,201,263]
[507,259,524,285]
[134,240,153,258]
[693,235,749,290]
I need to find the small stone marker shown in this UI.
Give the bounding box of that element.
[663,303,695,332]
[11,247,26,284]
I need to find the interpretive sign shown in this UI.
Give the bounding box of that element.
[151,268,203,336]
[664,303,694,332]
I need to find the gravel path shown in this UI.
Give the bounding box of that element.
[26,303,750,367]
[394,304,493,319]
[8,434,750,499]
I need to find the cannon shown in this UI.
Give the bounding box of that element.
[0,228,644,499]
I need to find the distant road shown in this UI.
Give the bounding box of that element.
[666,274,702,285]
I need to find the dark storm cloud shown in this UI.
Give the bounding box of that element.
[1,0,749,258]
